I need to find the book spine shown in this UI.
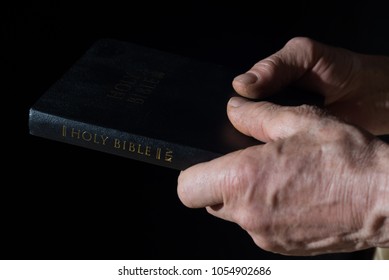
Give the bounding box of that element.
[29,109,221,170]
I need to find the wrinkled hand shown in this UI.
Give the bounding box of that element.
[177,37,389,256]
[232,37,389,135]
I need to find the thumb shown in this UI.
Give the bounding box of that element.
[227,96,323,142]
[232,37,321,99]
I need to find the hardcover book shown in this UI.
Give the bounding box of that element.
[29,39,320,170]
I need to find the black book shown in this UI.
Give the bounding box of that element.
[29,38,320,170]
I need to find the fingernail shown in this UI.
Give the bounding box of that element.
[228,97,248,108]
[233,72,257,85]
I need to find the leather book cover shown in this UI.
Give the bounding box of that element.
[29,38,262,170]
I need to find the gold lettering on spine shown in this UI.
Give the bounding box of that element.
[165,149,173,162]
[113,138,120,148]
[71,128,80,139]
[121,140,126,150]
[101,136,108,145]
[156,148,161,160]
[137,144,144,155]
[112,139,173,164]
[63,125,109,145]
[82,131,92,141]
[145,146,151,156]
[64,129,173,165]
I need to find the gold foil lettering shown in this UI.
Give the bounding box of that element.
[145,146,151,156]
[156,148,161,160]
[82,131,92,141]
[70,128,80,139]
[63,126,108,145]
[64,128,172,164]
[101,135,109,145]
[137,144,144,155]
[165,149,173,162]
[114,138,121,149]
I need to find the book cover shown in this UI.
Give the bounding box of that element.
[29,38,322,170]
[29,38,262,170]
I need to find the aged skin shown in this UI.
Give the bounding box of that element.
[177,37,389,256]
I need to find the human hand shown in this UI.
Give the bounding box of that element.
[232,37,389,135]
[178,99,389,255]
[177,37,389,255]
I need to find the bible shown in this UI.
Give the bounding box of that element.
[29,38,320,170]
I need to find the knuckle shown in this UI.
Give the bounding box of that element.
[284,37,318,67]
[295,104,324,118]
[222,151,257,189]
[269,105,327,137]
[252,56,282,76]
[235,149,261,180]
[279,105,324,123]
[285,36,315,51]
[255,56,278,69]
[277,107,302,124]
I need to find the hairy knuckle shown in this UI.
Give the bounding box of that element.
[296,104,324,118]
[277,108,301,124]
[279,105,325,125]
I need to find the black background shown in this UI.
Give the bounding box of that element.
[3,1,388,260]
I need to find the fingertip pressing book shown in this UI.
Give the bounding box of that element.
[29,38,321,170]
